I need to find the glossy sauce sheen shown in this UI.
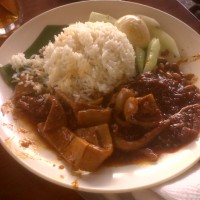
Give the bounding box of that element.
[14,61,200,169]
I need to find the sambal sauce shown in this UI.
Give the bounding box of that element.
[12,58,200,171]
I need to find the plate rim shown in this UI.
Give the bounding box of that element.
[0,0,200,193]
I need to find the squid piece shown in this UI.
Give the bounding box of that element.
[113,119,170,151]
[38,124,113,172]
[37,95,113,171]
[115,88,135,113]
[42,97,67,132]
[124,97,139,121]
[77,108,112,127]
[76,124,113,171]
[128,94,163,127]
[114,104,200,152]
[114,88,162,127]
[56,90,102,112]
[75,127,100,146]
[119,93,162,128]
[56,90,105,128]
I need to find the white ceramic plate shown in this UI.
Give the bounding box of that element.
[0,0,200,194]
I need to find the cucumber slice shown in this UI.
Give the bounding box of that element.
[138,15,160,28]
[89,12,116,24]
[151,27,180,58]
[143,38,160,72]
[135,46,146,74]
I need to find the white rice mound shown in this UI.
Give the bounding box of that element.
[11,22,136,100]
[43,22,135,99]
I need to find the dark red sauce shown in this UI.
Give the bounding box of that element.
[13,58,200,169]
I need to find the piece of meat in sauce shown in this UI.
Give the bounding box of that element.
[35,94,113,172]
[13,83,51,121]
[110,60,200,154]
[131,62,200,117]
[12,58,200,171]
[38,122,113,172]
[56,90,112,128]
[150,104,200,152]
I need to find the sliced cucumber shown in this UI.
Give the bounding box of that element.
[143,38,160,72]
[151,27,180,58]
[89,12,116,24]
[138,15,160,28]
[135,46,146,74]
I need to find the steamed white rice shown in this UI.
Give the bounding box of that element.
[11,21,136,100]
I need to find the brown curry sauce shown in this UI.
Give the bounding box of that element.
[12,58,200,170]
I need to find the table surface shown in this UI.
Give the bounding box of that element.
[0,0,200,200]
